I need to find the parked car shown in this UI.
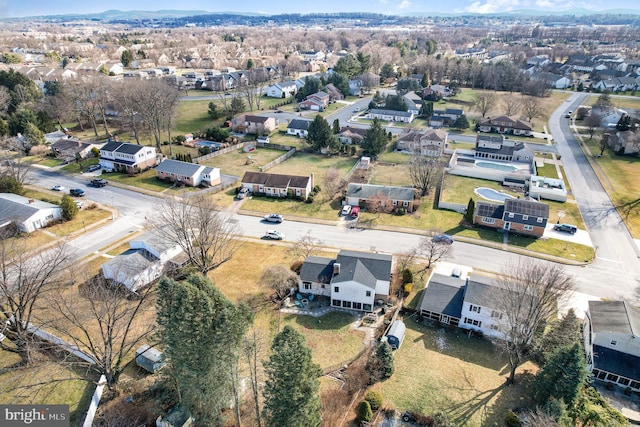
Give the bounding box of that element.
[70,188,85,197]
[264,230,284,240]
[90,179,108,187]
[433,234,454,244]
[87,164,101,172]
[51,185,64,191]
[264,214,284,223]
[353,107,360,113]
[341,205,352,216]
[350,206,360,218]
[237,188,250,200]
[565,113,571,118]
[75,201,84,209]
[553,223,577,234]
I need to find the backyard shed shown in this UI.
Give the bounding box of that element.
[386,320,406,350]
[136,344,165,373]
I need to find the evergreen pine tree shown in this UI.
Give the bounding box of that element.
[361,118,388,159]
[60,194,78,220]
[263,325,322,427]
[534,342,588,406]
[465,198,475,224]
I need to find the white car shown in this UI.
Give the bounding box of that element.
[341,205,352,216]
[75,201,84,209]
[263,214,284,223]
[264,230,285,240]
[51,185,65,191]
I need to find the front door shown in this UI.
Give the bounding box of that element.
[441,315,450,325]
[504,222,511,230]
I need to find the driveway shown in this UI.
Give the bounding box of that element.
[544,224,593,246]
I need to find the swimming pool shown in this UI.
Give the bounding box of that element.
[475,187,516,202]
[475,161,518,172]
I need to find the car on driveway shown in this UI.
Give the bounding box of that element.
[237,188,250,200]
[70,188,85,197]
[51,185,64,191]
[264,214,284,223]
[433,234,454,244]
[553,223,577,234]
[264,230,284,240]
[87,164,101,172]
[341,205,352,216]
[75,201,84,209]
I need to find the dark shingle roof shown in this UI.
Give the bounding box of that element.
[241,172,310,189]
[101,141,122,152]
[288,119,312,130]
[475,201,504,219]
[156,159,202,177]
[418,273,466,318]
[589,300,640,336]
[504,199,549,218]
[346,183,414,202]
[463,275,511,308]
[332,250,392,289]
[592,344,640,382]
[300,256,335,284]
[115,142,146,155]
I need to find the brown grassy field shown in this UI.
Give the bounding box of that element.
[199,147,285,177]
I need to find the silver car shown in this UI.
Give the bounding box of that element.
[264,214,284,223]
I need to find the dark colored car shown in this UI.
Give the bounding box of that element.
[433,234,454,244]
[87,164,101,172]
[70,188,85,197]
[554,223,577,234]
[90,179,108,187]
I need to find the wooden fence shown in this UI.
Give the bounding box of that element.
[260,148,296,172]
[193,142,244,163]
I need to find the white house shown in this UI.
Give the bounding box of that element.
[0,193,62,233]
[299,250,393,312]
[99,141,158,173]
[369,109,414,123]
[266,80,297,98]
[155,159,221,187]
[286,119,312,137]
[101,227,185,293]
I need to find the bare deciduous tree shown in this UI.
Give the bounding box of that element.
[585,112,603,140]
[49,272,156,388]
[416,232,453,270]
[408,154,444,196]
[502,95,522,117]
[153,196,241,273]
[0,237,72,365]
[135,79,181,150]
[243,328,265,427]
[522,96,542,124]
[260,264,298,301]
[0,86,11,115]
[495,259,575,385]
[472,92,497,118]
[323,166,346,200]
[288,230,324,260]
[112,80,144,144]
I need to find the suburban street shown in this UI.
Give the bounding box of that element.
[27,92,640,306]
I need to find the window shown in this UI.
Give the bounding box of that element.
[353,302,362,310]
[334,286,339,293]
[491,310,503,319]
[363,304,372,311]
[392,200,398,206]
[524,225,533,231]
[366,291,371,297]
[610,340,617,346]
[522,215,529,220]
[332,299,341,307]
[464,318,482,327]
[536,218,543,223]
[469,305,481,313]
[342,301,351,308]
[508,213,514,218]
[482,217,495,224]
[303,283,311,290]
[490,324,499,330]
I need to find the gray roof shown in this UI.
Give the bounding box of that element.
[0,193,60,224]
[287,119,312,130]
[299,256,334,284]
[156,159,202,177]
[589,300,640,336]
[131,226,178,257]
[332,250,392,289]
[418,273,466,318]
[101,141,146,155]
[370,109,413,118]
[102,250,154,279]
[242,172,310,189]
[463,275,512,309]
[346,183,415,202]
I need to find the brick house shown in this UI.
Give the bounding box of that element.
[473,198,549,238]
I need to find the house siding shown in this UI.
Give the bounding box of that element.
[331,280,376,312]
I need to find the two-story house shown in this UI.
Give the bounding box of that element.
[299,250,393,312]
[287,119,312,138]
[474,134,534,162]
[584,300,640,392]
[231,115,277,135]
[478,115,533,137]
[299,91,330,111]
[266,80,298,98]
[396,129,448,156]
[473,198,549,238]
[99,141,158,173]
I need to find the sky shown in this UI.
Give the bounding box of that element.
[1,0,639,18]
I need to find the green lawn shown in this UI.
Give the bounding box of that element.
[441,175,520,205]
[101,169,175,192]
[535,162,559,179]
[377,321,536,427]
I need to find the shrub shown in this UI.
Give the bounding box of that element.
[403,283,413,296]
[313,184,321,193]
[60,194,78,220]
[432,411,454,427]
[290,260,303,274]
[305,195,314,204]
[396,207,406,215]
[504,411,521,427]
[356,401,373,422]
[402,269,413,284]
[364,390,383,411]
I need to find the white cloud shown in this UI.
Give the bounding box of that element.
[398,0,412,9]
[377,0,390,4]
[535,0,554,7]
[465,0,521,13]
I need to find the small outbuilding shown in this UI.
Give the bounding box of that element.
[135,344,165,373]
[386,320,406,350]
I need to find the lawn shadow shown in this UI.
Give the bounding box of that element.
[480,370,536,425]
[408,320,506,371]
[286,311,357,332]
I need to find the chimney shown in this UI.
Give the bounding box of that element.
[333,263,341,276]
[310,173,314,188]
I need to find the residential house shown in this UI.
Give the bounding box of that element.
[287,119,312,138]
[241,171,313,199]
[325,83,344,101]
[584,300,640,392]
[0,193,62,233]
[473,198,549,238]
[266,80,297,98]
[417,273,466,327]
[402,92,422,115]
[349,79,363,96]
[299,91,330,111]
[337,126,367,145]
[231,114,277,135]
[99,142,158,173]
[396,129,447,157]
[478,115,533,136]
[594,77,639,92]
[610,131,640,155]
[301,51,326,62]
[526,55,551,68]
[44,130,70,144]
[300,250,393,312]
[474,134,534,162]
[430,108,464,128]
[422,84,451,99]
[50,139,104,161]
[155,159,221,187]
[101,227,185,293]
[530,72,571,89]
[369,109,414,123]
[345,183,415,213]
